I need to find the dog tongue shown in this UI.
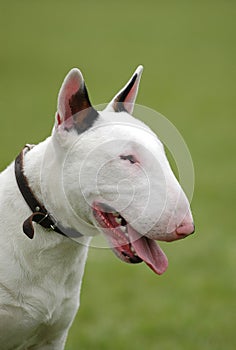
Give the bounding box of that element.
[128,225,168,275]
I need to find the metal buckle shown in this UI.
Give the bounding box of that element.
[37,213,49,225]
[37,212,58,231]
[50,223,57,231]
[48,213,58,230]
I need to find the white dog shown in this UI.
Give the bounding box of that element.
[0,66,194,349]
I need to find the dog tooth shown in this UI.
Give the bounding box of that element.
[120,226,126,232]
[115,217,122,224]
[130,246,136,254]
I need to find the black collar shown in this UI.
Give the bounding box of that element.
[15,145,83,240]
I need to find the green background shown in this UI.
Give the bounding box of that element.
[0,1,235,349]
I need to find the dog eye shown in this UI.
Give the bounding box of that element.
[120,155,137,164]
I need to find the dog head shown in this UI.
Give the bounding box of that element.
[51,66,194,274]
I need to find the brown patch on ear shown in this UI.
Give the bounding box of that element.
[69,84,98,134]
[113,73,137,112]
[73,107,99,134]
[69,84,91,115]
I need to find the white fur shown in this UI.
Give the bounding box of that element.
[0,66,193,349]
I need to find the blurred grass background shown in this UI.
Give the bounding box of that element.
[0,0,235,349]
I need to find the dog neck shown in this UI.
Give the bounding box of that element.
[15,144,84,240]
[19,137,94,243]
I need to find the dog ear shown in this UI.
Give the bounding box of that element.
[105,65,143,114]
[55,68,98,133]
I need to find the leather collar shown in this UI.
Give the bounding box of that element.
[15,145,83,240]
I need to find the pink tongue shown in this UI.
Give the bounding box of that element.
[128,225,168,275]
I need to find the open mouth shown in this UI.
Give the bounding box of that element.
[92,202,168,275]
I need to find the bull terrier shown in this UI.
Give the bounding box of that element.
[0,66,194,349]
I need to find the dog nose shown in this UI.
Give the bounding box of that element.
[176,222,195,236]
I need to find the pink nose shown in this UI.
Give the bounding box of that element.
[176,222,195,236]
